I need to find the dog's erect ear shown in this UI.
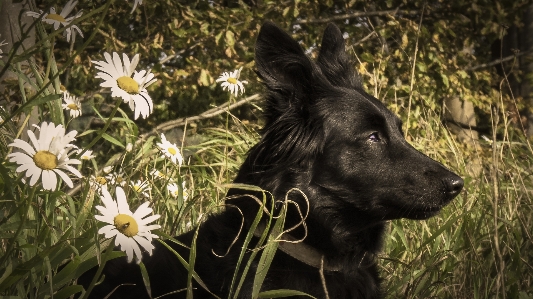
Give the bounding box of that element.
[253,22,325,167]
[255,21,316,102]
[317,23,362,89]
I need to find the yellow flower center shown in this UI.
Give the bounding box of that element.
[33,150,58,170]
[116,76,139,94]
[116,176,123,184]
[133,185,142,192]
[95,176,107,185]
[114,214,139,237]
[168,147,177,155]
[45,13,66,23]
[227,77,238,84]
[67,103,79,110]
[173,190,179,197]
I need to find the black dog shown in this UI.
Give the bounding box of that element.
[80,22,463,299]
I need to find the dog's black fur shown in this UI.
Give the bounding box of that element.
[80,22,463,299]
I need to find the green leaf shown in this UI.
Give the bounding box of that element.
[76,129,97,138]
[252,202,286,298]
[157,238,220,299]
[17,93,61,115]
[225,30,235,47]
[199,69,211,86]
[52,285,85,299]
[101,133,125,148]
[139,262,152,298]
[0,243,66,292]
[419,214,463,249]
[52,256,80,288]
[229,190,269,298]
[258,289,317,298]
[441,73,449,88]
[360,52,374,63]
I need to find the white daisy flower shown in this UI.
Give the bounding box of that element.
[102,166,114,175]
[130,179,151,197]
[156,133,183,166]
[131,0,143,13]
[106,171,126,187]
[92,52,157,120]
[167,181,188,200]
[89,175,108,191]
[78,149,95,160]
[26,0,84,43]
[62,91,82,118]
[95,186,161,263]
[7,121,82,191]
[150,168,168,180]
[216,67,248,96]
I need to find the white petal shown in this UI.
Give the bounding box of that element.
[53,169,73,188]
[27,130,41,151]
[122,53,131,75]
[57,164,82,178]
[95,213,113,225]
[8,152,34,165]
[129,54,140,75]
[100,188,119,215]
[15,162,34,174]
[131,239,142,263]
[115,187,131,215]
[98,225,118,238]
[60,0,76,17]
[132,202,152,219]
[133,235,154,255]
[28,168,42,186]
[41,170,57,191]
[112,52,124,77]
[138,214,160,226]
[117,234,135,263]
[133,70,146,82]
[9,139,36,156]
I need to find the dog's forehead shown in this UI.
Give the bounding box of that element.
[322,89,400,128]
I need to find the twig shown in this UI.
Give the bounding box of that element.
[491,27,507,299]
[320,256,331,299]
[144,94,259,135]
[97,29,126,48]
[292,9,420,25]
[352,31,377,47]
[491,104,505,299]
[405,3,425,136]
[466,48,533,71]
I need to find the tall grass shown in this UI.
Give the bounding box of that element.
[379,94,533,299]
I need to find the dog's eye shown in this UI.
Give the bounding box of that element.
[368,132,381,142]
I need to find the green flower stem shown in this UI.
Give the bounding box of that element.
[78,98,123,157]
[0,186,37,268]
[38,32,64,125]
[79,239,116,299]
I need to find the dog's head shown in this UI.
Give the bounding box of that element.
[239,22,462,223]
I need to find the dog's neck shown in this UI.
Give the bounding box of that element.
[252,221,341,272]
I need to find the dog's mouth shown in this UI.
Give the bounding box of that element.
[402,206,443,220]
[381,199,447,220]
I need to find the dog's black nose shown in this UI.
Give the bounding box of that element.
[443,176,463,199]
